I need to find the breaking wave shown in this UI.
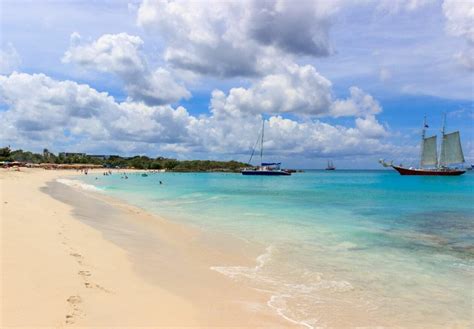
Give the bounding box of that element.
[56,179,103,192]
[210,245,354,328]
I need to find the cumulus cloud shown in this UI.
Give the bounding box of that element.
[442,0,474,70]
[210,64,333,117]
[63,32,190,105]
[0,72,391,159]
[355,115,388,138]
[0,72,191,146]
[330,86,382,118]
[137,0,340,77]
[208,62,385,120]
[0,44,21,74]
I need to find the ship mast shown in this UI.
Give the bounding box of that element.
[439,113,446,168]
[420,115,426,168]
[260,119,264,165]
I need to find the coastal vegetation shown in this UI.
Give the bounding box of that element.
[0,147,248,172]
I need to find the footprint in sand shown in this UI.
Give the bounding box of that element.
[65,295,83,324]
[84,281,112,293]
[69,252,84,265]
[78,270,91,277]
[67,295,82,304]
[70,252,82,258]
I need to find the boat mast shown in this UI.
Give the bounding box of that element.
[420,115,426,168]
[260,119,264,165]
[439,113,446,168]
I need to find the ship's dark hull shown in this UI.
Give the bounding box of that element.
[392,165,465,176]
[241,170,291,176]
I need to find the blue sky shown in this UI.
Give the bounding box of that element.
[0,0,472,168]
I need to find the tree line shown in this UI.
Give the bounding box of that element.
[0,147,248,172]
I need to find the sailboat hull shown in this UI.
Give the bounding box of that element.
[392,165,465,176]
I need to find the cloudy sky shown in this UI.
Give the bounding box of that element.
[1,0,472,168]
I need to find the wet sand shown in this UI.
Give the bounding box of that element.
[0,168,290,328]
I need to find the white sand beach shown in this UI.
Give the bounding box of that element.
[0,168,290,328]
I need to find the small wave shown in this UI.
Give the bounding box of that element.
[159,195,222,206]
[267,294,316,329]
[210,246,274,280]
[56,179,103,192]
[333,241,358,251]
[211,245,355,328]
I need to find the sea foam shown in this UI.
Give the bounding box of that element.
[210,245,354,328]
[210,245,273,280]
[56,178,103,192]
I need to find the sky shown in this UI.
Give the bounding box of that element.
[0,0,472,169]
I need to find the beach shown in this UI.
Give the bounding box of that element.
[1,168,472,328]
[0,168,289,328]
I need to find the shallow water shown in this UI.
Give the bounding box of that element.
[78,170,473,327]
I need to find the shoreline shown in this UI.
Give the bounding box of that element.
[1,168,290,328]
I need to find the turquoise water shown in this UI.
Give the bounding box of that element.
[78,170,473,327]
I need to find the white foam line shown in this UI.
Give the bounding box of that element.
[56,178,103,192]
[210,245,274,279]
[267,295,316,329]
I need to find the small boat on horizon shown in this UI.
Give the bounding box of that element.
[325,160,336,171]
[380,114,466,176]
[241,120,291,176]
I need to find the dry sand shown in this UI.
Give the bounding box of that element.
[0,168,292,328]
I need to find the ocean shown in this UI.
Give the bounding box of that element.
[77,170,473,327]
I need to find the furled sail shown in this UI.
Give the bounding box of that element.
[440,131,465,165]
[421,135,438,166]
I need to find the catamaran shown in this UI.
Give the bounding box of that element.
[380,115,466,176]
[241,120,291,176]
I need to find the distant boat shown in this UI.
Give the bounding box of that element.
[241,120,291,176]
[141,173,148,177]
[380,115,466,176]
[326,160,336,170]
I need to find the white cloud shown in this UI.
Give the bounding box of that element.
[210,64,333,117]
[63,33,190,105]
[355,115,388,138]
[330,86,382,118]
[137,0,341,78]
[0,72,392,159]
[443,0,474,43]
[209,63,384,119]
[443,0,474,70]
[0,44,21,75]
[376,0,435,13]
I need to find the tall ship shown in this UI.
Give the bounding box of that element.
[241,120,291,176]
[380,115,466,176]
[326,160,336,170]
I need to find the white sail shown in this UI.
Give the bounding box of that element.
[421,135,438,166]
[440,131,464,165]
